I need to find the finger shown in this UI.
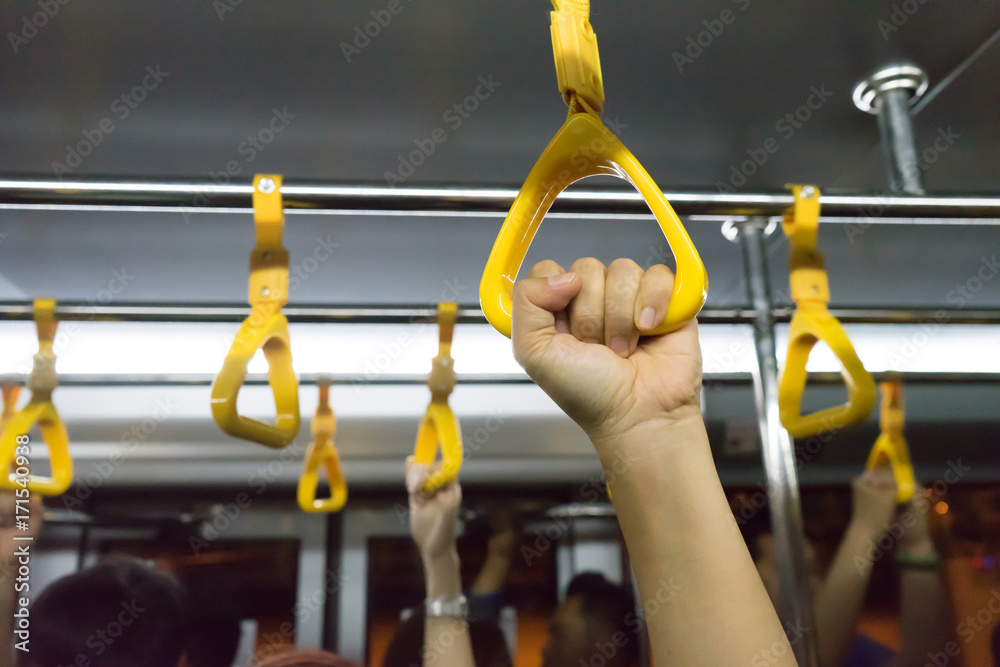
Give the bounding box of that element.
[406,461,432,496]
[604,258,644,357]
[527,260,570,334]
[635,264,676,333]
[512,263,581,364]
[567,257,607,343]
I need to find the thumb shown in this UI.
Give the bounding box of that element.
[512,271,581,359]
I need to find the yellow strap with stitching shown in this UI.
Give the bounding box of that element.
[0,299,73,496]
[211,175,301,448]
[479,1,708,338]
[778,185,875,438]
[297,382,347,512]
[413,303,463,493]
[865,379,916,503]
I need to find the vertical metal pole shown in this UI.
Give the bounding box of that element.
[876,88,924,195]
[853,64,930,195]
[736,219,819,667]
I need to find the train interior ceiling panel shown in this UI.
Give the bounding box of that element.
[1,1,999,666]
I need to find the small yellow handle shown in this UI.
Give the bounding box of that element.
[480,112,708,338]
[778,185,875,438]
[0,299,73,496]
[413,403,463,494]
[211,175,301,448]
[297,383,347,513]
[412,303,463,493]
[865,380,915,503]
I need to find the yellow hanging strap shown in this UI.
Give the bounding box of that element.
[297,381,347,512]
[865,379,916,503]
[778,185,875,438]
[0,299,73,495]
[479,0,708,338]
[211,175,301,448]
[0,384,20,432]
[413,303,463,494]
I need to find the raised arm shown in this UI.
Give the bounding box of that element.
[893,489,953,667]
[813,468,897,667]
[511,258,795,666]
[407,459,476,667]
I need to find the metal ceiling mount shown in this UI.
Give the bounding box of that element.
[853,64,930,195]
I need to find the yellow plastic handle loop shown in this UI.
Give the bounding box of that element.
[778,185,875,438]
[865,380,916,503]
[412,303,463,493]
[297,383,347,513]
[0,299,73,496]
[480,10,707,338]
[211,175,301,448]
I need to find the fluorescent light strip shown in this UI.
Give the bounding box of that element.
[1,321,996,377]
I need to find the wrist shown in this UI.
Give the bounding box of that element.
[847,517,887,543]
[897,537,937,559]
[423,549,462,598]
[589,410,707,469]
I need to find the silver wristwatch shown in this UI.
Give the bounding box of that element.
[425,594,468,618]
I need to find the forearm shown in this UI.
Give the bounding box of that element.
[814,521,880,667]
[599,415,794,666]
[896,539,952,667]
[470,549,511,596]
[423,552,475,667]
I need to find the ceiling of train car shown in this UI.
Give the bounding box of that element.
[1,0,998,188]
[1,2,998,493]
[2,1,999,308]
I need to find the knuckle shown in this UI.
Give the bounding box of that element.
[608,257,640,273]
[571,256,605,274]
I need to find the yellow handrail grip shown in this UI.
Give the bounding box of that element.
[778,185,875,438]
[211,175,301,448]
[297,382,347,513]
[479,6,707,339]
[0,299,73,496]
[865,380,916,503]
[412,303,463,493]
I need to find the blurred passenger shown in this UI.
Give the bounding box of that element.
[255,649,359,667]
[21,555,188,667]
[467,507,518,622]
[541,572,640,667]
[383,503,516,667]
[178,587,242,667]
[0,490,44,664]
[380,609,511,667]
[405,459,477,667]
[750,468,953,666]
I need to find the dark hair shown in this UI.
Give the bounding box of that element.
[180,578,242,667]
[565,572,640,666]
[23,555,186,667]
[381,609,512,667]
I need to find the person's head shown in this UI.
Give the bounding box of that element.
[256,649,359,667]
[542,572,640,667]
[23,555,187,667]
[180,608,241,667]
[381,610,512,667]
